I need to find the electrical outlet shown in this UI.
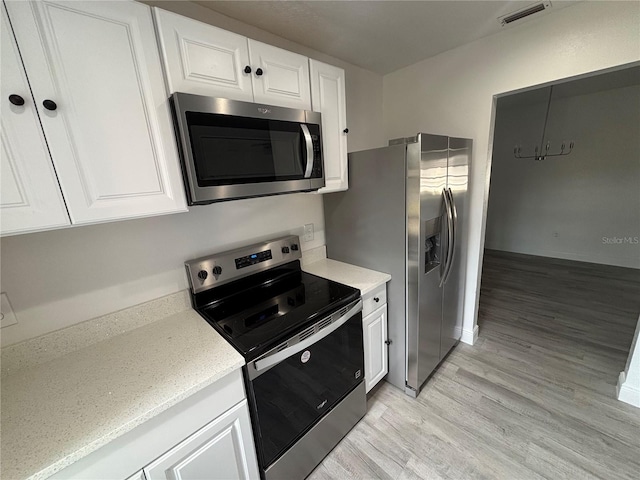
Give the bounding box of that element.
[303,223,314,242]
[553,232,559,238]
[1,293,18,328]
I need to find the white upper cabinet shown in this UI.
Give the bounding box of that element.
[248,40,311,110]
[5,0,187,225]
[153,10,311,110]
[310,59,348,193]
[0,5,70,236]
[153,8,254,101]
[153,7,347,192]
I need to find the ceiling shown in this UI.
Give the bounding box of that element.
[194,0,580,74]
[498,65,640,110]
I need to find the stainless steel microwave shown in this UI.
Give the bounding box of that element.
[171,93,324,204]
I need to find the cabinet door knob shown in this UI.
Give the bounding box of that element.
[9,94,25,106]
[255,68,264,76]
[343,128,349,134]
[244,65,252,74]
[384,339,392,345]
[43,99,57,111]
[374,297,380,302]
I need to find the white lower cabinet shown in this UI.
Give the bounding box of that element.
[145,400,259,480]
[51,370,258,480]
[363,304,388,393]
[362,284,389,393]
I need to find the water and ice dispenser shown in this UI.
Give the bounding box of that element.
[424,216,442,275]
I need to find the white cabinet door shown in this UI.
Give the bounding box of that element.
[310,60,348,193]
[125,470,146,480]
[363,304,388,393]
[144,400,260,480]
[153,8,254,101]
[0,5,70,236]
[248,40,311,110]
[5,0,187,225]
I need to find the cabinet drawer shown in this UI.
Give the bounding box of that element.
[362,285,387,317]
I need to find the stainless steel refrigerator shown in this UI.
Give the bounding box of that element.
[323,133,471,397]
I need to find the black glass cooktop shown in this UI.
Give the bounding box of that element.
[193,261,360,361]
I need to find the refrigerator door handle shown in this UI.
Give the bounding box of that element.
[438,189,447,283]
[439,189,454,287]
[442,188,458,285]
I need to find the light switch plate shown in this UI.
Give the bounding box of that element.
[1,292,18,328]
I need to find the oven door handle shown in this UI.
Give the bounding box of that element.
[301,124,314,179]
[253,299,362,374]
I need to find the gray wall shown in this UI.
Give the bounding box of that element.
[486,84,640,268]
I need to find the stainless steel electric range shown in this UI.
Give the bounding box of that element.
[185,236,366,480]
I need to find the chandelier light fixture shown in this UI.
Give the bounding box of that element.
[513,85,575,161]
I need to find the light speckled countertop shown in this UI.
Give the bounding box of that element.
[0,292,244,480]
[303,258,391,295]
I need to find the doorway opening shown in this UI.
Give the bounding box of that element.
[477,65,640,404]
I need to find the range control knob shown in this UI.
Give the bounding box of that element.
[290,244,299,251]
[212,266,222,275]
[282,246,290,254]
[197,270,208,281]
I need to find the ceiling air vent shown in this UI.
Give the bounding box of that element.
[499,1,552,27]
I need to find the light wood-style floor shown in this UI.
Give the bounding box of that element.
[308,250,640,480]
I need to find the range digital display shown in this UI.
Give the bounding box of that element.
[235,249,273,269]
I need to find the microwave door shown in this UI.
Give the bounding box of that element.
[171,93,324,203]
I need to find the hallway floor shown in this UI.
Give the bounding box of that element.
[308,250,640,480]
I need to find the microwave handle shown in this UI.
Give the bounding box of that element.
[301,124,314,178]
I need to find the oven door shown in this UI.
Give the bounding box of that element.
[245,299,364,471]
[172,93,324,204]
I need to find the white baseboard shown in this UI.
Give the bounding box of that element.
[461,325,479,346]
[617,371,640,408]
[484,245,640,270]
